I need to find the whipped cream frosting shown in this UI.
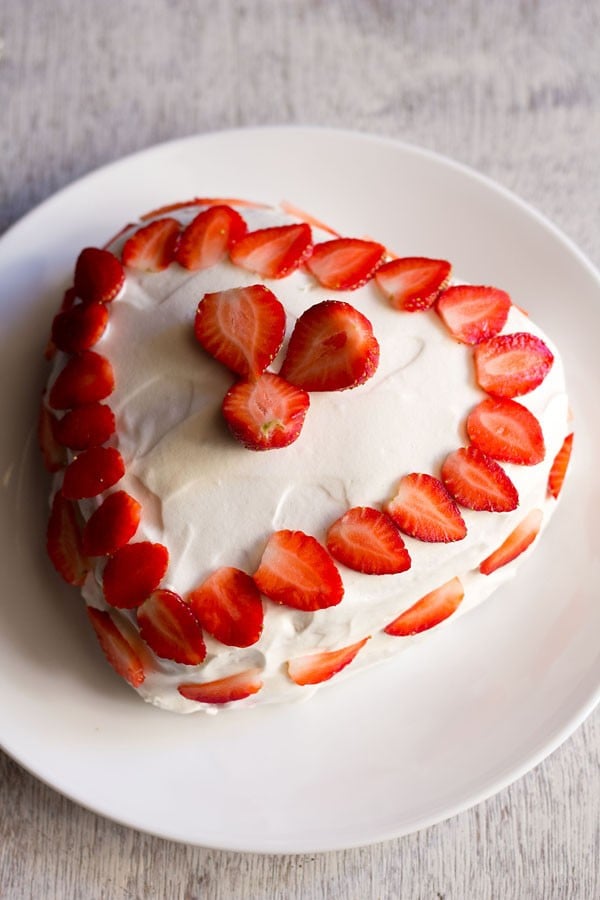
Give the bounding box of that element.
[48,204,570,713]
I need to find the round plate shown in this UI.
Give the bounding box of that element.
[0,127,598,853]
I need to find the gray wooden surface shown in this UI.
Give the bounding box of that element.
[1,1,599,897]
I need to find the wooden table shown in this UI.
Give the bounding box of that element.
[1,2,599,896]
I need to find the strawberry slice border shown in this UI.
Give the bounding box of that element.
[40,199,570,701]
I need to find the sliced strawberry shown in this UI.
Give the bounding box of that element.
[46,492,90,586]
[384,577,464,636]
[305,238,385,290]
[38,404,66,472]
[441,447,519,512]
[81,490,142,556]
[474,332,554,398]
[137,589,206,665]
[479,508,543,575]
[254,529,344,611]
[178,668,263,704]
[375,257,451,311]
[121,217,180,272]
[326,507,411,575]
[45,286,81,360]
[60,286,78,312]
[102,541,169,609]
[287,637,369,686]
[436,285,511,344]
[54,402,116,450]
[385,473,467,542]
[44,337,57,362]
[48,350,115,410]
[51,301,109,353]
[74,248,125,304]
[188,567,264,647]
[229,223,312,278]
[175,204,247,270]
[86,606,146,687]
[222,373,309,451]
[466,396,545,465]
[61,446,124,500]
[548,433,574,499]
[194,285,286,379]
[280,300,380,391]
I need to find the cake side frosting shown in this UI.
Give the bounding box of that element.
[41,201,572,713]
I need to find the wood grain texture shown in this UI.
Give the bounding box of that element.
[1,1,599,898]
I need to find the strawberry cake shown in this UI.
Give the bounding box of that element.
[39,198,573,713]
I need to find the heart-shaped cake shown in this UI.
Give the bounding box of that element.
[39,198,573,713]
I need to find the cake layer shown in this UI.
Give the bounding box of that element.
[44,202,571,713]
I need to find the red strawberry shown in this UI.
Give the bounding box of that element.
[436,285,511,344]
[384,577,464,636]
[479,508,543,575]
[441,447,519,512]
[175,204,247,270]
[60,286,78,312]
[86,606,146,688]
[254,529,344,611]
[305,238,385,290]
[229,223,312,278]
[81,490,142,556]
[474,332,554,397]
[121,217,180,271]
[44,288,77,361]
[61,446,125,500]
[385,473,467,542]
[74,248,125,304]
[45,286,85,360]
[102,541,169,609]
[466,397,545,465]
[222,373,309,451]
[326,507,412,575]
[187,567,264,647]
[38,404,66,472]
[287,637,369,686]
[137,589,206,665]
[44,337,57,362]
[51,301,109,353]
[54,402,116,450]
[375,257,451,311]
[280,300,380,391]
[194,285,286,379]
[48,350,115,410]
[178,669,263,704]
[46,492,90,586]
[548,433,574,499]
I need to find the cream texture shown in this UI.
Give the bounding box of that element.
[48,204,570,713]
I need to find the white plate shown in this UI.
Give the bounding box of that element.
[0,127,599,853]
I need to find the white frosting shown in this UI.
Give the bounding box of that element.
[48,204,570,713]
